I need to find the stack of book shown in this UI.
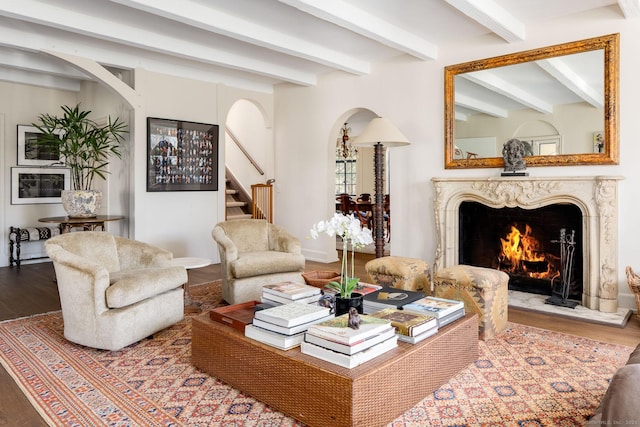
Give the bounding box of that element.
[260,281,322,305]
[362,286,425,314]
[402,296,465,327]
[244,302,332,350]
[369,307,438,344]
[301,313,397,368]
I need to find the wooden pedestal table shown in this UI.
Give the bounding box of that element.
[193,312,478,427]
[38,215,124,234]
[170,257,211,314]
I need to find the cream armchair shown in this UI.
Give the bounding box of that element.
[45,232,188,351]
[212,219,306,304]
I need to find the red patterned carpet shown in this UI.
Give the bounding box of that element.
[0,281,634,426]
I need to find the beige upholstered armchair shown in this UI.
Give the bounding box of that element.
[212,219,306,304]
[45,232,188,351]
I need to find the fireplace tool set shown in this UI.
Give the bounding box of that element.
[545,228,579,308]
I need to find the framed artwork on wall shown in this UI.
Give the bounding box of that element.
[11,167,70,204]
[146,117,219,192]
[17,125,64,166]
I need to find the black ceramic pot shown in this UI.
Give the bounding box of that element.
[334,292,364,316]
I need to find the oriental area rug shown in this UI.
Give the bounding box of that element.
[0,281,634,427]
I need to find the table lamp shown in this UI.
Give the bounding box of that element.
[352,117,410,257]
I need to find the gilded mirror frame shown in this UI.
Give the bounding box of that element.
[444,33,619,169]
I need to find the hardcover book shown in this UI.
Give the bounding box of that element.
[301,335,398,369]
[304,327,396,355]
[261,292,322,305]
[396,327,438,344]
[402,296,464,318]
[244,324,305,350]
[262,282,321,300]
[362,286,425,313]
[305,313,391,345]
[322,282,382,296]
[252,314,333,336]
[253,301,331,327]
[402,296,465,327]
[368,307,437,337]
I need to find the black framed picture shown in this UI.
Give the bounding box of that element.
[146,117,219,192]
[11,167,70,204]
[17,125,63,166]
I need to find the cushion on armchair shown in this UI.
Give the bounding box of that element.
[231,251,305,278]
[106,267,187,308]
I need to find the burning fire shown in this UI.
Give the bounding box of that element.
[498,224,557,279]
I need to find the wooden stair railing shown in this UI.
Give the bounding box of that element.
[251,183,273,223]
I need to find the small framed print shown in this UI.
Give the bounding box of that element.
[146,117,219,192]
[17,125,64,166]
[11,167,70,205]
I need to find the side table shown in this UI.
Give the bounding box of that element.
[170,257,212,314]
[38,215,124,233]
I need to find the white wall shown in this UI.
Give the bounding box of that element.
[132,69,221,261]
[1,82,77,263]
[274,7,640,310]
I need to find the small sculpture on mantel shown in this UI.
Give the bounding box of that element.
[501,138,529,176]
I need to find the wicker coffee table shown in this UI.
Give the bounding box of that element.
[192,312,478,427]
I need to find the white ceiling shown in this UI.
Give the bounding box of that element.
[0,0,637,96]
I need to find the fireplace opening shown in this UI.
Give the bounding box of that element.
[459,201,583,300]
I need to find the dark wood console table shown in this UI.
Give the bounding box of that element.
[38,215,124,234]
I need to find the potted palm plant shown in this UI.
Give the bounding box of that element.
[33,104,127,218]
[310,213,373,315]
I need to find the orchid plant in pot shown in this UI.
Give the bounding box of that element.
[310,213,373,315]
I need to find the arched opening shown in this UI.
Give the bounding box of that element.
[224,99,273,220]
[331,110,390,256]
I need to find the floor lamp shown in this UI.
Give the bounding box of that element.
[352,117,410,258]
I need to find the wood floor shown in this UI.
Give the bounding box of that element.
[1,254,639,426]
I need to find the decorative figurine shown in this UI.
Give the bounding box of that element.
[347,307,361,329]
[501,138,528,176]
[318,294,335,314]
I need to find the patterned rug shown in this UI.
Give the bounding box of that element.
[0,281,634,427]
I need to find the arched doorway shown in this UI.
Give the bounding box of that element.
[332,110,390,256]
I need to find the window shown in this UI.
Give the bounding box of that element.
[335,159,356,195]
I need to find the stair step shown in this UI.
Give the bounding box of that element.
[227,213,253,220]
[226,201,247,207]
[226,189,237,195]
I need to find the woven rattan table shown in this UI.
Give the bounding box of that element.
[192,312,478,427]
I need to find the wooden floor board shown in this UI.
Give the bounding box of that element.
[1,255,639,425]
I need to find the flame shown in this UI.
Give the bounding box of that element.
[499,224,555,279]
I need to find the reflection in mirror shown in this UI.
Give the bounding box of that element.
[445,34,619,169]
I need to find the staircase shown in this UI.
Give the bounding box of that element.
[225,173,252,221]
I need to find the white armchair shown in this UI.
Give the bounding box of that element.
[212,219,306,304]
[45,232,188,351]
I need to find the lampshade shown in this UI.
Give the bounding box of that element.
[351,117,410,147]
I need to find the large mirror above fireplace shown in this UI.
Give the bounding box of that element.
[444,34,619,169]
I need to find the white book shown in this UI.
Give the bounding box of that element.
[396,327,438,344]
[304,326,396,355]
[437,309,466,328]
[306,313,391,345]
[244,324,305,350]
[252,314,334,336]
[301,336,398,369]
[402,296,465,319]
[253,302,331,327]
[262,282,321,300]
[261,292,322,305]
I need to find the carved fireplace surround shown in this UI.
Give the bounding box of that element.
[432,176,622,313]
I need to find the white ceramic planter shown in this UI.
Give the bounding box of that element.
[61,190,102,218]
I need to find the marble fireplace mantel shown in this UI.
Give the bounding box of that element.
[432,176,622,313]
